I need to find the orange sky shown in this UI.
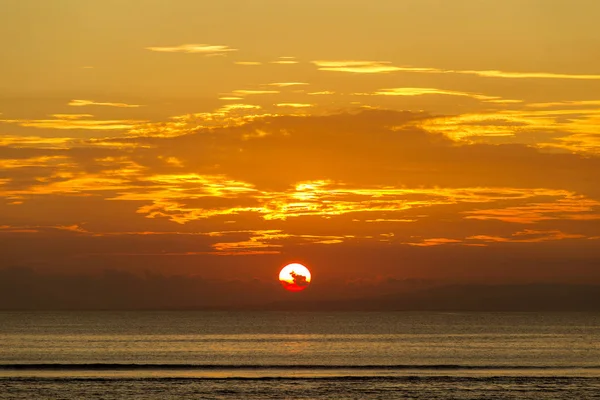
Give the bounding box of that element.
[1,1,600,305]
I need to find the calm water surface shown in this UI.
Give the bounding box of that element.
[1,312,599,399]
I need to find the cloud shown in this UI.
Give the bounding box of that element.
[268,82,308,87]
[468,229,585,243]
[367,87,501,101]
[210,230,287,255]
[4,110,600,198]
[312,60,404,73]
[271,57,299,65]
[104,174,592,227]
[204,230,347,255]
[0,136,74,148]
[464,197,600,224]
[0,116,142,130]
[50,114,94,119]
[276,103,312,108]
[308,91,335,95]
[231,90,280,96]
[0,224,87,234]
[405,238,463,247]
[145,44,237,55]
[406,229,588,247]
[0,155,71,170]
[526,100,600,108]
[457,70,600,80]
[126,105,266,137]
[0,226,39,233]
[217,104,262,111]
[68,99,142,108]
[420,108,600,153]
[555,133,600,155]
[235,61,262,65]
[313,61,600,80]
[365,219,416,223]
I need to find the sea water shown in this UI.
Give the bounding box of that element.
[1,311,599,399]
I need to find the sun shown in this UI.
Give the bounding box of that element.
[279,263,312,292]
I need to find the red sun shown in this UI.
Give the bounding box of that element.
[279,263,312,292]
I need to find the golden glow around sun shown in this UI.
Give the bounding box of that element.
[279,263,312,292]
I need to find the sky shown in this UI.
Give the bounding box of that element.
[1,0,600,308]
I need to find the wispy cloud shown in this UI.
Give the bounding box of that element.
[50,114,94,119]
[210,230,287,255]
[526,100,600,108]
[420,106,600,153]
[127,104,270,137]
[308,91,335,95]
[0,115,143,130]
[210,230,347,255]
[313,60,404,73]
[313,60,600,80]
[0,156,71,170]
[468,229,586,243]
[0,224,89,234]
[407,229,587,247]
[234,61,262,65]
[0,135,73,148]
[271,57,299,65]
[112,175,586,225]
[217,104,262,112]
[268,82,308,87]
[405,238,463,247]
[367,87,500,101]
[18,120,141,130]
[145,44,237,55]
[457,70,600,80]
[365,219,416,223]
[232,90,280,96]
[464,197,600,224]
[276,103,313,108]
[68,99,142,108]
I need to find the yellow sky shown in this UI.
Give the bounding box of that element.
[1,0,600,293]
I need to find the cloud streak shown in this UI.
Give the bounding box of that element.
[312,60,406,73]
[68,99,142,108]
[232,90,280,96]
[276,103,312,108]
[367,87,501,101]
[0,117,142,130]
[268,82,308,87]
[313,60,600,80]
[234,61,262,65]
[145,44,237,55]
[458,70,600,80]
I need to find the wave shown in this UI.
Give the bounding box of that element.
[1,364,599,371]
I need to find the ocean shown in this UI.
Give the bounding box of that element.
[1,311,599,399]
